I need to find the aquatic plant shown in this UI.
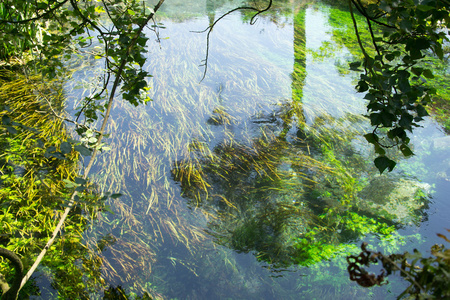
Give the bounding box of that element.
[0,70,105,298]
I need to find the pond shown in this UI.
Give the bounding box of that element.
[38,0,450,299]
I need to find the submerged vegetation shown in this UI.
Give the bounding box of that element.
[0,70,105,298]
[0,0,449,299]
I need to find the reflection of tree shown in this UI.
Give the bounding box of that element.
[172,2,430,264]
[206,0,227,28]
[239,0,292,25]
[281,7,307,139]
[174,103,428,269]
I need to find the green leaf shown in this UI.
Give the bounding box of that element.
[374,144,386,155]
[416,104,429,117]
[103,205,115,214]
[369,113,382,126]
[349,61,362,71]
[400,144,414,157]
[388,127,406,140]
[75,185,87,192]
[411,67,423,76]
[399,113,414,130]
[364,93,376,101]
[364,133,378,144]
[6,126,17,134]
[374,156,396,174]
[74,145,92,156]
[1,115,12,125]
[357,80,369,92]
[422,69,434,79]
[74,177,87,185]
[380,112,396,127]
[63,179,78,188]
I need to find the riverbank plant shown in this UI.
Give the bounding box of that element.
[0,69,106,298]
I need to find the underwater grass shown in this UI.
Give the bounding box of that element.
[0,69,106,298]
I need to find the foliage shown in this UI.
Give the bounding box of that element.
[0,71,105,298]
[173,102,415,269]
[421,56,450,133]
[347,229,450,299]
[1,0,447,298]
[0,1,38,60]
[346,0,449,173]
[0,0,159,126]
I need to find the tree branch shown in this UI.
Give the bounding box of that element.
[0,247,23,300]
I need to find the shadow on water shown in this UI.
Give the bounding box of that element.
[50,0,450,299]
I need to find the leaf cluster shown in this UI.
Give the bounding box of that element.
[0,0,158,127]
[348,0,449,173]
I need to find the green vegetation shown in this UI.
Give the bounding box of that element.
[346,0,449,173]
[0,70,104,298]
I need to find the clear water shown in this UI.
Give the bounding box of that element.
[54,0,450,299]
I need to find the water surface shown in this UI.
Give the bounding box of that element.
[57,0,450,299]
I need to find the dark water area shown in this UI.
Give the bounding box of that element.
[49,0,450,299]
